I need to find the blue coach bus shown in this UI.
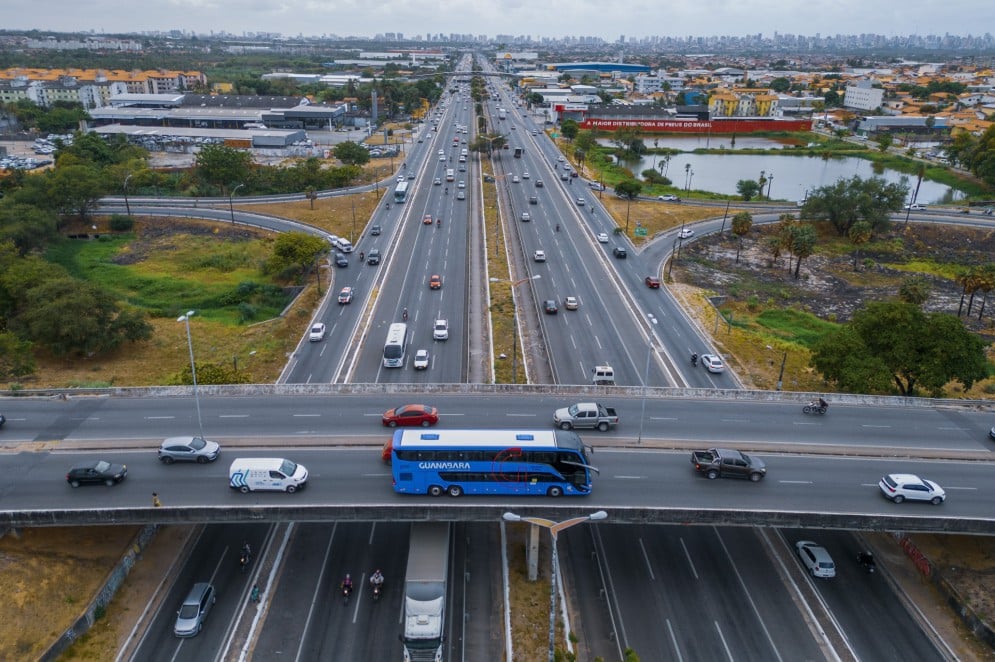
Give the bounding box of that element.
[390,429,596,497]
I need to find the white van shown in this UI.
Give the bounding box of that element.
[229,458,308,493]
[334,238,353,253]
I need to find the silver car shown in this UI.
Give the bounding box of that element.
[158,436,221,464]
[174,582,216,637]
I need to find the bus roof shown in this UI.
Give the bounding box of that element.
[393,429,581,450]
[395,180,409,192]
[385,323,407,344]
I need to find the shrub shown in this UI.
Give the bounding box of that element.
[109,214,134,232]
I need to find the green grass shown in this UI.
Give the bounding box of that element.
[886,259,965,280]
[752,308,839,348]
[45,235,287,324]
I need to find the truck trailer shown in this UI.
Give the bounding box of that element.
[402,522,451,662]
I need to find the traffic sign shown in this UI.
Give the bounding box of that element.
[634,227,648,237]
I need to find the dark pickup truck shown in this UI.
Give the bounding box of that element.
[691,448,766,482]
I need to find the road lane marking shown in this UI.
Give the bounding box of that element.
[946,486,978,491]
[721,418,750,423]
[666,620,684,662]
[219,414,248,418]
[679,537,698,580]
[861,424,892,428]
[649,417,678,421]
[506,413,536,417]
[614,475,645,480]
[145,416,175,420]
[638,538,656,581]
[293,414,321,417]
[779,480,814,484]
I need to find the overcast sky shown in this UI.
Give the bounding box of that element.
[7,0,994,41]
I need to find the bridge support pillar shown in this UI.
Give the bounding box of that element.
[527,523,540,581]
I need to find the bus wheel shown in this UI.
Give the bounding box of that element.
[547,486,563,497]
[428,485,444,497]
[447,485,463,497]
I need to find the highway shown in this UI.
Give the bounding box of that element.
[6,61,978,661]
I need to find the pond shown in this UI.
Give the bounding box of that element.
[619,151,963,204]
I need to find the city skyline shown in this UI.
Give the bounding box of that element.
[5,1,995,44]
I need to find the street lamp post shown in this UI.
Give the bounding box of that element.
[123,173,133,217]
[490,275,541,383]
[767,173,774,200]
[503,511,608,662]
[228,183,244,225]
[177,311,205,440]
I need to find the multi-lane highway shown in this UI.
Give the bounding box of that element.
[5,57,982,661]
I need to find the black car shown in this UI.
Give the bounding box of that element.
[367,249,381,265]
[612,246,627,259]
[334,253,349,268]
[66,460,128,487]
[0,412,5,428]
[370,225,382,236]
[543,299,559,314]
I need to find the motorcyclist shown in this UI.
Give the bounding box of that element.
[437,218,441,228]
[359,251,365,262]
[370,569,384,588]
[818,397,828,411]
[445,186,449,195]
[386,202,391,210]
[691,352,698,367]
[402,308,408,322]
[341,574,353,594]
[241,541,252,559]
[858,551,874,566]
[555,223,560,232]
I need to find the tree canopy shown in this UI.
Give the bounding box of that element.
[811,301,987,396]
[333,141,371,166]
[800,175,907,236]
[265,232,329,282]
[195,144,253,195]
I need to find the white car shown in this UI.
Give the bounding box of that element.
[522,172,530,179]
[438,155,446,162]
[678,228,694,239]
[413,349,430,370]
[700,354,725,373]
[879,473,946,504]
[658,194,681,202]
[433,319,449,341]
[796,541,836,578]
[576,197,586,206]
[458,181,466,189]
[512,175,520,183]
[533,250,546,262]
[308,323,326,342]
[564,296,579,310]
[905,203,928,211]
[434,178,442,186]
[596,232,609,243]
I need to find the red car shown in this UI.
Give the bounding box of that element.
[429,274,443,289]
[645,276,661,288]
[382,404,439,428]
[423,214,433,225]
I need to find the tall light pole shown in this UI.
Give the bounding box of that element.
[123,173,133,217]
[490,275,540,383]
[767,173,774,200]
[503,511,608,662]
[228,183,244,225]
[177,311,204,440]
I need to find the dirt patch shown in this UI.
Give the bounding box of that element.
[0,527,139,661]
[673,221,995,334]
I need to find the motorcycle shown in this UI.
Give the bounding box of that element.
[803,402,828,415]
[239,551,251,572]
[342,584,353,603]
[690,354,698,368]
[857,552,876,574]
[371,582,382,601]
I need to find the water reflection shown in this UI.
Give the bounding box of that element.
[618,151,962,204]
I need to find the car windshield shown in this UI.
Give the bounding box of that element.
[178,603,200,619]
[279,459,298,476]
[93,460,110,472]
[189,437,206,450]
